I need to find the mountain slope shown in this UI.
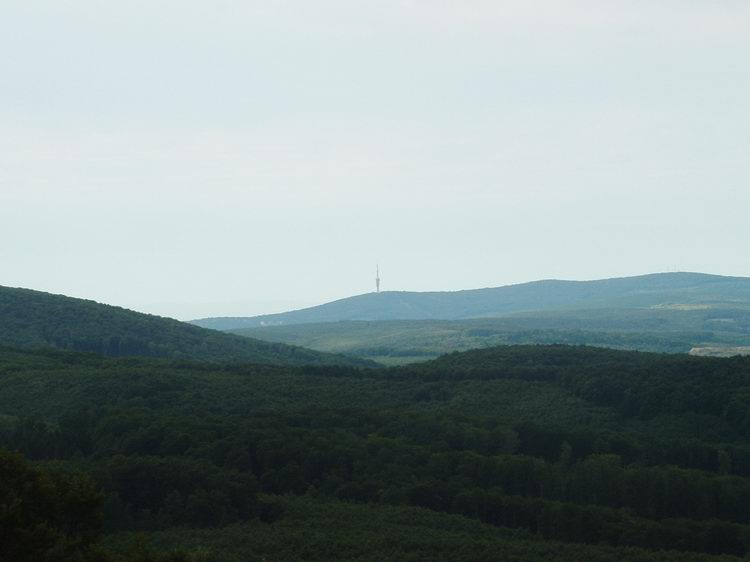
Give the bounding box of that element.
[192,272,750,330]
[0,286,374,366]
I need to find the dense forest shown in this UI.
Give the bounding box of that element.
[4,344,750,559]
[0,286,373,367]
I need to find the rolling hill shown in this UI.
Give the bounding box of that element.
[193,272,750,363]
[0,285,374,367]
[192,272,750,330]
[226,306,750,364]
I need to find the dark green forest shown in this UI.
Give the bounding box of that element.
[0,286,373,367]
[4,344,750,560]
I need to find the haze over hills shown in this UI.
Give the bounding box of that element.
[192,272,750,330]
[0,285,374,367]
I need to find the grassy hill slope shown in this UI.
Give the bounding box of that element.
[0,286,373,366]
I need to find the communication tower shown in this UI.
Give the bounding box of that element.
[376,265,381,294]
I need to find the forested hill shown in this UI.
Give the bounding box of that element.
[192,272,750,330]
[7,344,750,559]
[0,286,373,366]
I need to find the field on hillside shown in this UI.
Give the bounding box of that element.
[230,307,750,364]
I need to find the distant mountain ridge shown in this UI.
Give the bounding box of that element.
[0,286,374,367]
[192,272,750,331]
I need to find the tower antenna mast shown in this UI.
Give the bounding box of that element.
[376,264,381,294]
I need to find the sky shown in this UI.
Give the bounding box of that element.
[1,1,749,320]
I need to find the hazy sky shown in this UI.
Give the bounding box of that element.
[2,1,749,320]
